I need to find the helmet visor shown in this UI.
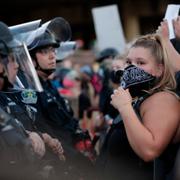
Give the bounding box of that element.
[45,17,72,42]
[2,43,43,92]
[56,41,76,61]
[27,17,72,50]
[9,20,42,50]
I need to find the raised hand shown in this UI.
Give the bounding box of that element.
[156,20,169,40]
[173,16,180,39]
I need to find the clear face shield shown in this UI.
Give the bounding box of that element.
[2,43,43,92]
[9,19,42,49]
[24,17,72,50]
[56,41,76,61]
[10,19,41,37]
[43,17,72,42]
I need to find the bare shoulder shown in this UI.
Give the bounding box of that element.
[141,91,180,114]
[144,91,179,105]
[140,91,180,145]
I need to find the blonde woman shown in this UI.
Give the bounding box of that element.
[97,34,180,180]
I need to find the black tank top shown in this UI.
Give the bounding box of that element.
[96,93,153,180]
[133,92,180,180]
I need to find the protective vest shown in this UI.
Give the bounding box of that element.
[0,105,36,179]
[0,91,36,131]
[38,78,78,133]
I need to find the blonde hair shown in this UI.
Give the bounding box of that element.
[130,34,176,93]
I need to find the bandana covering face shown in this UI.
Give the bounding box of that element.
[110,70,123,84]
[120,65,156,97]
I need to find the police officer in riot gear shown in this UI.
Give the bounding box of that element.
[0,20,42,180]
[28,29,78,131]
[24,18,95,179]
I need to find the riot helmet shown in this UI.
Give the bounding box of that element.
[0,21,21,56]
[28,30,59,76]
[56,41,77,61]
[96,47,119,63]
[0,21,43,92]
[28,30,59,51]
[27,17,72,76]
[27,17,71,52]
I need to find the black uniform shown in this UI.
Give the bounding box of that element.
[0,87,84,179]
[35,78,92,146]
[11,77,95,179]
[0,103,37,180]
[0,91,36,131]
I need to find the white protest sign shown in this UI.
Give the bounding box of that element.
[164,4,180,39]
[92,4,126,54]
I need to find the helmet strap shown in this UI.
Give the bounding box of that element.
[32,52,55,77]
